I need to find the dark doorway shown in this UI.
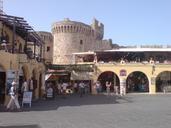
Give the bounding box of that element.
[156,71,171,92]
[39,74,42,98]
[0,72,6,104]
[97,71,120,92]
[126,71,149,92]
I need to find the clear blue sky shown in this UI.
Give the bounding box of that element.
[3,0,171,46]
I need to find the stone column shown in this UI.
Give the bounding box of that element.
[149,76,156,94]
[120,77,126,96]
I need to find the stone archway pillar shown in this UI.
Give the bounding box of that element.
[90,80,96,95]
[149,76,156,94]
[91,79,97,95]
[120,77,126,96]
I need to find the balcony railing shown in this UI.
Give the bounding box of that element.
[0,44,44,63]
[75,60,171,65]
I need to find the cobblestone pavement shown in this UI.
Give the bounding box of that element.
[0,93,171,128]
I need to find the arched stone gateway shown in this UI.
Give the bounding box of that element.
[156,71,171,92]
[126,71,149,93]
[97,71,120,92]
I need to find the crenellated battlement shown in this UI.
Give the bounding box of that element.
[52,18,104,39]
[52,25,94,37]
[52,19,95,37]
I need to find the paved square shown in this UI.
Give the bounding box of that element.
[0,94,171,128]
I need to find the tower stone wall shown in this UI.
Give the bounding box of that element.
[52,18,112,64]
[37,31,53,64]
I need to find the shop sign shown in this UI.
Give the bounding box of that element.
[120,69,127,76]
[22,91,32,107]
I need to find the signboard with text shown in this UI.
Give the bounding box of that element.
[22,91,32,107]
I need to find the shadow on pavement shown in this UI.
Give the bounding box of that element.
[19,94,133,112]
[0,124,40,128]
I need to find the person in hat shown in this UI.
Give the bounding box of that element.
[6,80,21,111]
[1,40,8,52]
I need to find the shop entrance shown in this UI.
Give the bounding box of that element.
[18,66,27,101]
[97,71,120,92]
[0,69,6,104]
[156,71,171,92]
[126,71,149,92]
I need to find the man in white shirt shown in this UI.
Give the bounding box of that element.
[7,80,21,111]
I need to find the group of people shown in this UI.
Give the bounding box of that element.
[45,81,90,98]
[77,81,90,97]
[6,78,34,111]
[95,81,120,96]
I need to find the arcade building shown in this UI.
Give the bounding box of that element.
[0,13,46,105]
[72,46,171,94]
[48,46,171,95]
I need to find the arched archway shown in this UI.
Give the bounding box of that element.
[126,71,149,93]
[0,66,6,104]
[97,71,120,92]
[156,71,171,92]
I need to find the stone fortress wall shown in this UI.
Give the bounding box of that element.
[52,18,112,64]
[37,31,53,64]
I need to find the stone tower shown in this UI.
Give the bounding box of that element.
[52,18,112,64]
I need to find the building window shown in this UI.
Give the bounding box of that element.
[80,40,83,45]
[47,46,50,52]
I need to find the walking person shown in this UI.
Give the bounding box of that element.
[57,83,62,95]
[61,82,68,98]
[84,82,89,94]
[79,81,85,97]
[73,82,78,93]
[6,80,21,111]
[96,81,101,94]
[106,81,111,96]
[114,85,119,95]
